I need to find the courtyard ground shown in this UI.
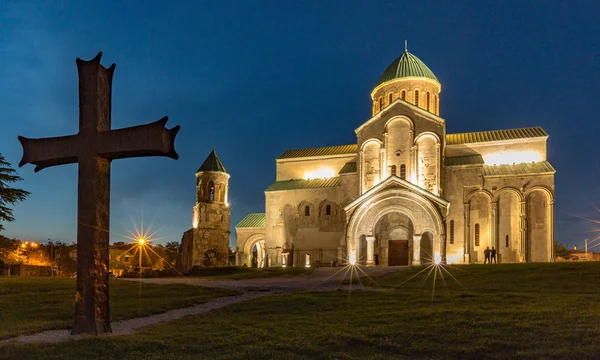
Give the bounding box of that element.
[1,262,600,359]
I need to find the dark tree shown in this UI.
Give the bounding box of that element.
[555,242,570,260]
[165,241,180,252]
[0,153,30,231]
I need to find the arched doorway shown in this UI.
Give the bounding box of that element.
[203,249,217,267]
[420,232,434,265]
[374,212,413,266]
[282,241,294,267]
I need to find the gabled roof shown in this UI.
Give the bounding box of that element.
[445,155,484,167]
[344,176,449,214]
[196,150,227,173]
[339,161,357,174]
[265,177,340,192]
[446,127,547,146]
[236,213,266,228]
[277,144,357,160]
[483,161,555,177]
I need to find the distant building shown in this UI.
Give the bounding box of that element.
[236,48,556,267]
[178,150,231,272]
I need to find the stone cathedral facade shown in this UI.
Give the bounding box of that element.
[236,49,556,267]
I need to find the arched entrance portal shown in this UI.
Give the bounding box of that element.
[345,186,448,267]
[374,212,413,266]
[242,235,266,268]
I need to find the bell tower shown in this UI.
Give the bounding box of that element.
[181,149,231,271]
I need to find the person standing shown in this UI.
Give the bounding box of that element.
[484,247,491,264]
[491,247,497,264]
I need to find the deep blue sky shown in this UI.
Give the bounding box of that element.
[1,1,599,250]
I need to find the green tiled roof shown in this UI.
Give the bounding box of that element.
[277,144,357,160]
[376,50,439,86]
[445,155,484,167]
[446,127,547,146]
[339,161,357,174]
[265,177,341,192]
[196,150,227,173]
[483,161,555,177]
[236,213,265,228]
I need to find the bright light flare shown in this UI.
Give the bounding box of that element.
[434,253,442,265]
[138,238,146,245]
[349,252,357,265]
[304,167,335,180]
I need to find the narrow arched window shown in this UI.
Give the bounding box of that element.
[208,181,215,202]
[434,95,438,114]
[414,90,419,106]
[426,92,431,111]
[401,90,406,100]
[388,93,393,104]
[326,205,331,216]
[474,223,480,247]
[400,164,406,179]
[379,97,383,111]
[506,235,509,248]
[305,206,310,216]
[390,165,397,176]
[450,220,455,245]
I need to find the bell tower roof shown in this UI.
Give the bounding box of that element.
[196,149,228,174]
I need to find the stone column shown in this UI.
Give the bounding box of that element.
[435,142,441,195]
[366,236,376,266]
[491,201,499,263]
[359,150,364,194]
[413,234,422,266]
[380,147,386,181]
[549,200,555,261]
[519,201,527,262]
[464,203,470,264]
[410,145,417,184]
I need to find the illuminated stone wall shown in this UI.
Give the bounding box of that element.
[276,154,356,181]
[262,180,353,267]
[362,141,381,191]
[371,78,441,116]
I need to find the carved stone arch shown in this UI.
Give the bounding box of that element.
[206,180,215,202]
[399,88,408,100]
[414,131,441,144]
[384,115,414,133]
[524,185,554,202]
[298,200,315,220]
[494,186,524,202]
[360,138,383,151]
[466,189,494,203]
[319,199,336,216]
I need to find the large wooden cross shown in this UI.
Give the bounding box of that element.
[18,52,180,335]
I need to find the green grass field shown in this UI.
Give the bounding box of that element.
[0,277,238,339]
[2,263,600,359]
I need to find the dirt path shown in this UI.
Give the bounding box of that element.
[1,291,274,345]
[134,266,406,292]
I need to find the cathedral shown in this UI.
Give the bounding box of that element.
[235,48,555,268]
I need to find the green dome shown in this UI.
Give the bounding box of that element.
[376,50,439,87]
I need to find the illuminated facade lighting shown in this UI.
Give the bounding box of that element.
[304,167,335,180]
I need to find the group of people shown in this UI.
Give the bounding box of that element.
[483,246,497,264]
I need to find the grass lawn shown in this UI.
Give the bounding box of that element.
[0,277,238,339]
[2,263,600,359]
[184,265,315,280]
